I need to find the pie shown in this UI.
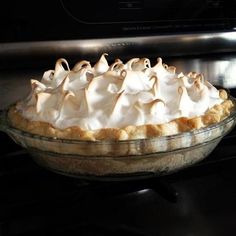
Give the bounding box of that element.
[8,54,234,141]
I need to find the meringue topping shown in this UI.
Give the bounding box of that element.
[16,54,224,130]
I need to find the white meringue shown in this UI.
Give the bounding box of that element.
[17,54,224,130]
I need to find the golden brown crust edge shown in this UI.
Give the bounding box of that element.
[7,96,234,141]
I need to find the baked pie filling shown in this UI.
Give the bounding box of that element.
[8,54,234,141]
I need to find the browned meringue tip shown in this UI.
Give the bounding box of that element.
[115,58,122,63]
[187,71,197,78]
[178,73,192,87]
[150,98,165,106]
[187,71,204,82]
[72,60,91,72]
[97,53,109,63]
[219,89,228,100]
[118,69,141,93]
[153,58,166,70]
[196,73,204,82]
[30,79,39,89]
[177,72,184,79]
[162,63,168,69]
[167,66,176,73]
[93,53,109,72]
[149,75,158,82]
[156,57,162,64]
[109,59,123,71]
[71,66,94,82]
[140,58,151,68]
[55,58,70,71]
[30,79,45,91]
[194,76,204,90]
[117,71,127,93]
[126,58,140,69]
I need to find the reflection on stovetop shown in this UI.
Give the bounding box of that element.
[1,126,236,236]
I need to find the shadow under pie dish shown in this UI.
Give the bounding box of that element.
[2,54,236,180]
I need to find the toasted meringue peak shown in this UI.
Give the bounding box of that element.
[93,53,109,75]
[167,66,176,74]
[72,60,91,72]
[162,63,168,69]
[157,57,162,64]
[187,71,203,80]
[178,74,192,88]
[152,57,174,79]
[17,55,224,130]
[54,58,70,78]
[193,76,204,90]
[131,58,151,71]
[31,79,46,91]
[109,59,123,71]
[196,73,204,82]
[125,58,140,70]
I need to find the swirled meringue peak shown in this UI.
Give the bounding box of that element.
[17,54,224,130]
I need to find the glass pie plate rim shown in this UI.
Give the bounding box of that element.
[1,96,236,180]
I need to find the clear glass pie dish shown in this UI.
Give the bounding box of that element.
[1,96,236,181]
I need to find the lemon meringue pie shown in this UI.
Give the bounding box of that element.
[8,54,234,141]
